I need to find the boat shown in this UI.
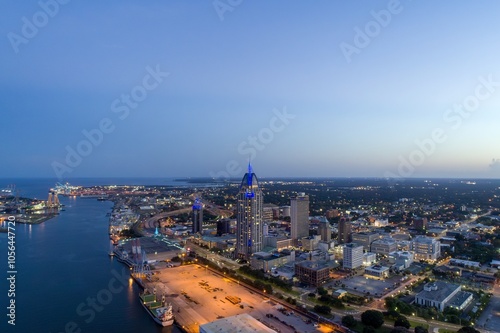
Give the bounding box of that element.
[109,240,115,256]
[97,195,108,201]
[139,289,174,327]
[80,194,101,198]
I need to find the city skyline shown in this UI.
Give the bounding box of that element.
[2,1,500,179]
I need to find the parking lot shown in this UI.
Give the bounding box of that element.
[334,275,396,297]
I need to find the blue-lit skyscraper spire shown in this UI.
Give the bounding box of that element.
[192,197,203,234]
[247,160,253,186]
[236,163,263,259]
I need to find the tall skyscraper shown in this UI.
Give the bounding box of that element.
[337,217,352,244]
[318,221,331,242]
[290,193,309,241]
[236,164,263,259]
[192,197,203,234]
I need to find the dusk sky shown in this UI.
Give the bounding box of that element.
[2,1,500,179]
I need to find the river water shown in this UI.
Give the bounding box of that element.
[0,178,182,333]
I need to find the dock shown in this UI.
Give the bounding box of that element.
[132,264,327,333]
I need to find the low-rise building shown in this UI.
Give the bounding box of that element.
[301,235,321,251]
[389,251,414,270]
[294,260,338,287]
[364,265,389,279]
[410,235,440,262]
[363,252,377,266]
[250,251,294,272]
[449,258,480,269]
[370,237,397,255]
[264,235,293,251]
[200,313,277,333]
[352,232,381,251]
[414,281,472,312]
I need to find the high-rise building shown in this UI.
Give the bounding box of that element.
[236,164,264,259]
[192,197,203,234]
[290,193,309,241]
[337,218,352,244]
[343,243,364,269]
[216,219,231,236]
[318,221,331,242]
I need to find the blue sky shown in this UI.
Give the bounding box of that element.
[1,0,500,179]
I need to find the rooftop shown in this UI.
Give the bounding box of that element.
[416,281,460,303]
[412,235,438,244]
[447,291,473,309]
[199,313,276,333]
[366,265,389,272]
[295,260,338,271]
[344,242,363,249]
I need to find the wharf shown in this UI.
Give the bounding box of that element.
[133,264,326,333]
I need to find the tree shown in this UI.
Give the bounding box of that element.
[361,310,384,328]
[414,326,428,333]
[317,286,328,296]
[457,327,480,333]
[314,304,331,315]
[394,315,411,329]
[341,315,357,328]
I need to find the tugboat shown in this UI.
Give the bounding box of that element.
[139,289,174,326]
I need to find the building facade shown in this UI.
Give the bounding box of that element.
[318,221,331,242]
[370,237,397,255]
[192,197,203,234]
[290,193,309,241]
[352,232,381,251]
[236,164,264,259]
[414,281,473,312]
[294,260,334,287]
[364,265,390,279]
[343,243,364,269]
[410,235,441,262]
[337,218,352,244]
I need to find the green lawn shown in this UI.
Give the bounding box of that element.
[409,319,429,329]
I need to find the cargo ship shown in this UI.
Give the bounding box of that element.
[139,289,174,326]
